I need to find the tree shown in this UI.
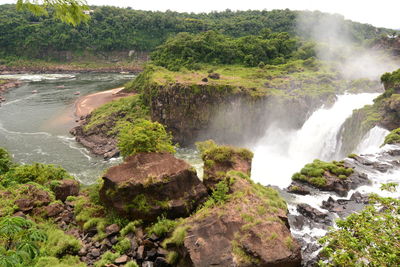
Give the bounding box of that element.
[117,119,175,158]
[16,0,89,25]
[318,183,400,266]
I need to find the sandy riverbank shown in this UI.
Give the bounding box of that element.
[74,87,134,118]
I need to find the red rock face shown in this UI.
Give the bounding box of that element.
[99,152,208,222]
[174,178,302,267]
[51,179,80,202]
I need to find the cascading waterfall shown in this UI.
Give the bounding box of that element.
[251,93,380,188]
[355,126,389,154]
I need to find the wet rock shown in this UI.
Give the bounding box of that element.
[154,257,169,267]
[99,152,208,222]
[51,179,80,202]
[114,255,128,264]
[105,224,120,236]
[296,204,330,225]
[91,248,100,258]
[137,245,145,260]
[201,77,208,82]
[287,184,310,195]
[142,261,154,267]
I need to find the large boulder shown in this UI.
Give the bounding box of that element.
[197,140,253,191]
[50,179,80,202]
[166,172,301,267]
[99,152,208,222]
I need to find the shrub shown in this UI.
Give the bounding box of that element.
[383,127,400,146]
[117,119,175,158]
[0,147,13,175]
[0,163,73,187]
[147,216,180,237]
[0,216,47,266]
[43,227,81,257]
[319,190,400,266]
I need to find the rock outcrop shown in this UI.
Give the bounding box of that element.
[0,79,21,103]
[70,120,119,159]
[50,179,80,202]
[168,173,301,267]
[99,152,208,222]
[165,142,301,267]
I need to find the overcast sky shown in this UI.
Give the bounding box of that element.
[1,0,399,29]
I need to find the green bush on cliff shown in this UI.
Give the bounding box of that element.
[0,163,73,188]
[383,127,400,145]
[0,147,13,175]
[196,140,253,164]
[117,119,175,158]
[318,186,400,266]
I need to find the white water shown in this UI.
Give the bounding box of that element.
[355,126,389,154]
[251,93,380,188]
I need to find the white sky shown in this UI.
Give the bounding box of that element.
[0,0,399,29]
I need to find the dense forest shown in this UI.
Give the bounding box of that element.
[0,4,395,60]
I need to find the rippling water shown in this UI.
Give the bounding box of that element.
[0,73,135,184]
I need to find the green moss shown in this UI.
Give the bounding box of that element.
[231,240,261,265]
[42,227,81,257]
[113,238,131,254]
[196,140,253,164]
[166,251,179,264]
[35,256,86,267]
[94,251,120,267]
[120,221,141,237]
[347,153,358,159]
[128,194,151,213]
[383,127,400,145]
[147,216,181,237]
[163,225,190,247]
[292,159,353,188]
[124,261,139,267]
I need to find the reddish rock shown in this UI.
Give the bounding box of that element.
[99,152,208,222]
[14,184,52,212]
[105,224,120,236]
[199,141,253,191]
[170,174,301,267]
[51,179,80,202]
[114,255,128,264]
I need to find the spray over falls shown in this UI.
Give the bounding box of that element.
[251,93,381,188]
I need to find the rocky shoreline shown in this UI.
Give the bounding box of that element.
[0,79,22,103]
[0,64,144,75]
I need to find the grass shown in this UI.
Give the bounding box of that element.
[141,59,379,99]
[42,226,81,257]
[83,94,149,134]
[146,216,181,237]
[162,225,190,247]
[196,139,253,164]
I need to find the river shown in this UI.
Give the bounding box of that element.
[0,73,135,184]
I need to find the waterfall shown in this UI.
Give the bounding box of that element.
[355,126,389,154]
[251,93,380,188]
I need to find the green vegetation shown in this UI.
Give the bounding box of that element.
[117,119,175,158]
[16,0,89,26]
[151,30,306,70]
[196,140,253,164]
[0,162,73,187]
[383,127,400,145]
[94,251,120,267]
[232,240,261,265]
[319,186,400,266]
[42,227,81,257]
[0,4,393,60]
[0,147,13,175]
[292,159,353,188]
[147,216,181,237]
[83,94,149,134]
[0,216,47,266]
[162,225,190,247]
